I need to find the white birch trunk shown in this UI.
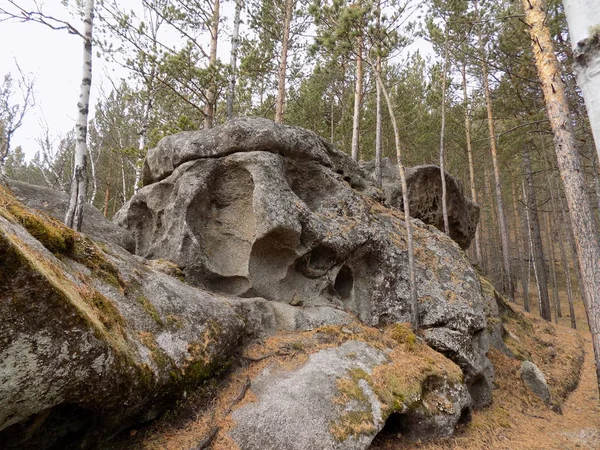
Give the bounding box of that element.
[227,0,242,121]
[562,0,600,165]
[65,0,94,232]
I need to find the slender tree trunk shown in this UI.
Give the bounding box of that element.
[227,0,242,121]
[557,190,578,329]
[518,183,531,311]
[134,95,151,194]
[476,0,514,301]
[89,145,97,205]
[545,209,561,322]
[562,0,600,167]
[121,156,127,204]
[275,0,294,124]
[103,156,112,218]
[523,0,600,392]
[375,57,383,189]
[65,0,94,232]
[351,35,363,161]
[523,147,552,321]
[511,185,524,300]
[439,31,450,235]
[462,62,482,263]
[204,0,220,129]
[370,55,420,332]
[523,178,542,315]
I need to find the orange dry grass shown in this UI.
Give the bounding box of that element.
[372,299,599,450]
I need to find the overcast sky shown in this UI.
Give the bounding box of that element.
[1,0,429,162]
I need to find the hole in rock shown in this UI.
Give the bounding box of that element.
[372,412,407,443]
[334,265,353,299]
[458,406,472,425]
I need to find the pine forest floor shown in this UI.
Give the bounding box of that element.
[372,286,600,450]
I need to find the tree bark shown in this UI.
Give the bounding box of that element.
[462,62,482,263]
[275,0,294,124]
[351,34,363,161]
[476,0,514,301]
[522,148,551,321]
[524,0,600,392]
[562,0,600,167]
[227,0,242,121]
[204,0,220,129]
[439,32,450,235]
[557,190,578,329]
[65,0,94,232]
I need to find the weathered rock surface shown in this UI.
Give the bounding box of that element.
[361,158,479,250]
[5,178,135,252]
[1,118,498,449]
[229,339,470,449]
[520,360,551,404]
[0,186,244,448]
[116,117,493,408]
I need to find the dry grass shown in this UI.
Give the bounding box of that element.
[372,290,599,450]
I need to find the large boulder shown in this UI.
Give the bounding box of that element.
[115,117,494,407]
[361,158,480,250]
[4,178,135,252]
[0,185,244,448]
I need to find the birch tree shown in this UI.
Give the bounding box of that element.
[562,0,600,166]
[227,0,243,120]
[522,0,600,392]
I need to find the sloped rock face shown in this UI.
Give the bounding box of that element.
[115,117,493,408]
[5,179,135,252]
[361,158,479,250]
[0,187,244,449]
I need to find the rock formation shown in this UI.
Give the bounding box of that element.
[1,118,498,449]
[361,158,480,250]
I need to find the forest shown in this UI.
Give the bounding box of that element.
[1,0,600,398]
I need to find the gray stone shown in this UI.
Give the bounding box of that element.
[361,159,480,250]
[520,360,551,403]
[115,118,495,407]
[228,340,471,450]
[0,208,244,447]
[5,178,135,252]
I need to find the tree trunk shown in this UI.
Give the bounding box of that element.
[545,208,561,322]
[89,145,98,205]
[476,0,514,301]
[557,190,578,329]
[275,0,294,124]
[375,55,383,189]
[522,147,552,321]
[562,0,600,167]
[439,32,450,235]
[370,55,420,332]
[351,34,363,161]
[65,0,94,232]
[511,185,524,301]
[204,0,220,129]
[227,0,242,121]
[462,62,482,263]
[517,184,531,311]
[523,0,600,392]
